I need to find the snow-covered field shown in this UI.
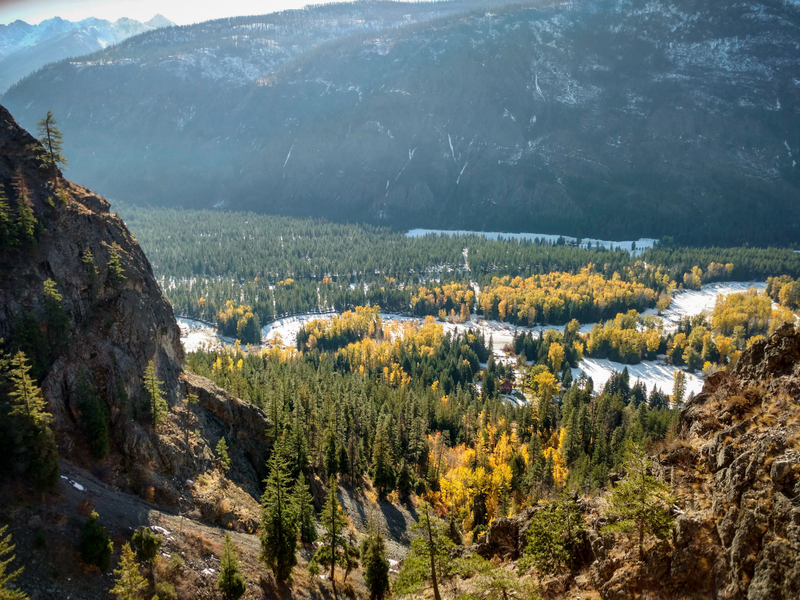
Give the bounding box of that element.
[572,358,704,397]
[179,280,768,398]
[406,228,658,255]
[177,318,236,352]
[645,281,767,327]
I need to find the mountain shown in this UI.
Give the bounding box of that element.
[0,101,183,461]
[3,0,799,245]
[0,14,174,93]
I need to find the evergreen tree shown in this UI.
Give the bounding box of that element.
[107,243,126,286]
[42,278,69,359]
[218,532,246,600]
[82,248,99,296]
[0,185,17,250]
[36,111,67,183]
[6,351,59,490]
[361,524,390,600]
[0,525,28,600]
[371,414,395,498]
[309,476,353,597]
[648,386,669,410]
[260,439,297,582]
[602,443,675,560]
[76,369,109,459]
[12,173,36,247]
[110,543,147,600]
[80,511,113,572]
[216,437,231,473]
[292,478,318,544]
[520,494,584,576]
[395,502,453,600]
[142,360,167,429]
[323,426,338,479]
[672,370,686,407]
[8,351,50,429]
[131,526,163,569]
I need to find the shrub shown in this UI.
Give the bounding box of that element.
[80,511,113,572]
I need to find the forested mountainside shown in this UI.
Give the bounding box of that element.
[4,0,800,246]
[0,15,174,94]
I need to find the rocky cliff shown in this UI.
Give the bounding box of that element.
[0,102,183,473]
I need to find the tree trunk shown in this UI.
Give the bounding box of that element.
[425,510,442,600]
[639,518,645,561]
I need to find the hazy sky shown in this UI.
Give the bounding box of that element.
[0,0,340,26]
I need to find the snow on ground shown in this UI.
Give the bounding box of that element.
[178,280,768,399]
[572,357,704,398]
[644,281,767,327]
[406,228,658,255]
[261,312,337,346]
[177,317,236,352]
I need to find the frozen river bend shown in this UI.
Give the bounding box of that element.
[179,281,768,399]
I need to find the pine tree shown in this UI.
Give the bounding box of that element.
[8,351,50,429]
[672,370,686,407]
[260,439,297,582]
[602,442,675,561]
[216,437,231,473]
[82,248,99,296]
[36,111,67,183]
[324,426,338,479]
[42,278,69,358]
[110,543,147,600]
[80,511,113,572]
[394,501,453,600]
[361,524,390,600]
[520,494,584,576]
[142,360,167,429]
[309,476,353,597]
[292,478,318,543]
[0,185,17,251]
[13,173,36,247]
[6,351,59,490]
[371,414,395,498]
[77,369,109,459]
[131,527,163,569]
[218,532,246,600]
[0,525,28,600]
[107,243,126,286]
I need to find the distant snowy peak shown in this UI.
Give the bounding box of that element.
[145,14,175,29]
[0,14,174,92]
[0,14,173,57]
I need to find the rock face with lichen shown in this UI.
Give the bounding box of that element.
[468,323,800,599]
[666,321,800,600]
[0,102,183,470]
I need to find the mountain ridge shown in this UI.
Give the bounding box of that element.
[4,0,798,245]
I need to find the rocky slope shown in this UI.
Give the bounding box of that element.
[3,0,799,245]
[0,102,183,442]
[467,322,800,599]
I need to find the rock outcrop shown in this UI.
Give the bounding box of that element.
[667,321,800,600]
[461,323,800,600]
[0,103,183,470]
[590,322,800,599]
[180,371,273,499]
